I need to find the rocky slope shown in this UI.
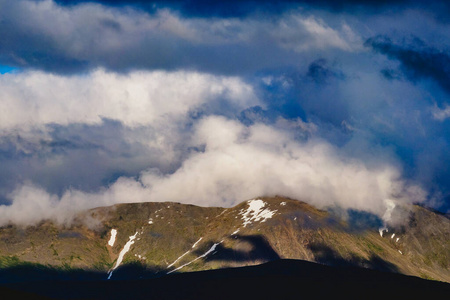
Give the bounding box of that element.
[0,196,448,283]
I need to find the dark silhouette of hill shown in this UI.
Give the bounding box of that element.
[2,259,449,299]
[0,285,51,299]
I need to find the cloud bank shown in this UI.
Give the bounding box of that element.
[0,69,258,197]
[0,116,425,226]
[0,0,360,74]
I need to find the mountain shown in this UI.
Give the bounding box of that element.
[0,196,448,286]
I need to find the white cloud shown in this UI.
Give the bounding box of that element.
[0,116,425,226]
[270,15,355,52]
[0,68,260,197]
[177,12,358,51]
[432,104,450,121]
[0,69,258,130]
[2,183,60,226]
[140,117,424,214]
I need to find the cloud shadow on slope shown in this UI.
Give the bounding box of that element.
[307,242,399,273]
[198,235,280,263]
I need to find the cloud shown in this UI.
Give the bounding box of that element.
[0,68,257,130]
[0,68,259,197]
[266,53,450,213]
[365,35,450,94]
[0,116,425,226]
[0,0,360,74]
[268,15,358,52]
[0,121,184,197]
[52,1,450,19]
[306,58,345,83]
[432,104,450,121]
[139,116,425,214]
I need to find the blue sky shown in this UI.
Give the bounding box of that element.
[0,65,17,74]
[0,0,448,224]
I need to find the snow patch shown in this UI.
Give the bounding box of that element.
[391,233,395,239]
[167,250,190,268]
[396,237,400,243]
[167,237,203,269]
[231,229,240,235]
[148,218,153,224]
[107,231,138,280]
[280,202,286,206]
[215,209,227,218]
[108,229,117,247]
[192,237,203,249]
[239,199,277,227]
[167,242,222,274]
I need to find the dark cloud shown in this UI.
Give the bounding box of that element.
[306,59,345,84]
[52,0,433,17]
[366,36,450,94]
[0,1,318,74]
[0,120,186,201]
[380,68,403,81]
[54,0,293,17]
[0,1,361,75]
[48,0,450,23]
[0,1,448,74]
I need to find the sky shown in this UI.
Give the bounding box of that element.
[0,0,449,225]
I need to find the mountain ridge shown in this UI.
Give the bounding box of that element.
[0,196,448,283]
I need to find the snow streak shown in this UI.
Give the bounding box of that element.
[108,231,138,279]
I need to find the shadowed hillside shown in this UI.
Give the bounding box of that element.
[2,259,449,299]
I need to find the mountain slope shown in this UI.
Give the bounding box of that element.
[0,196,448,283]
